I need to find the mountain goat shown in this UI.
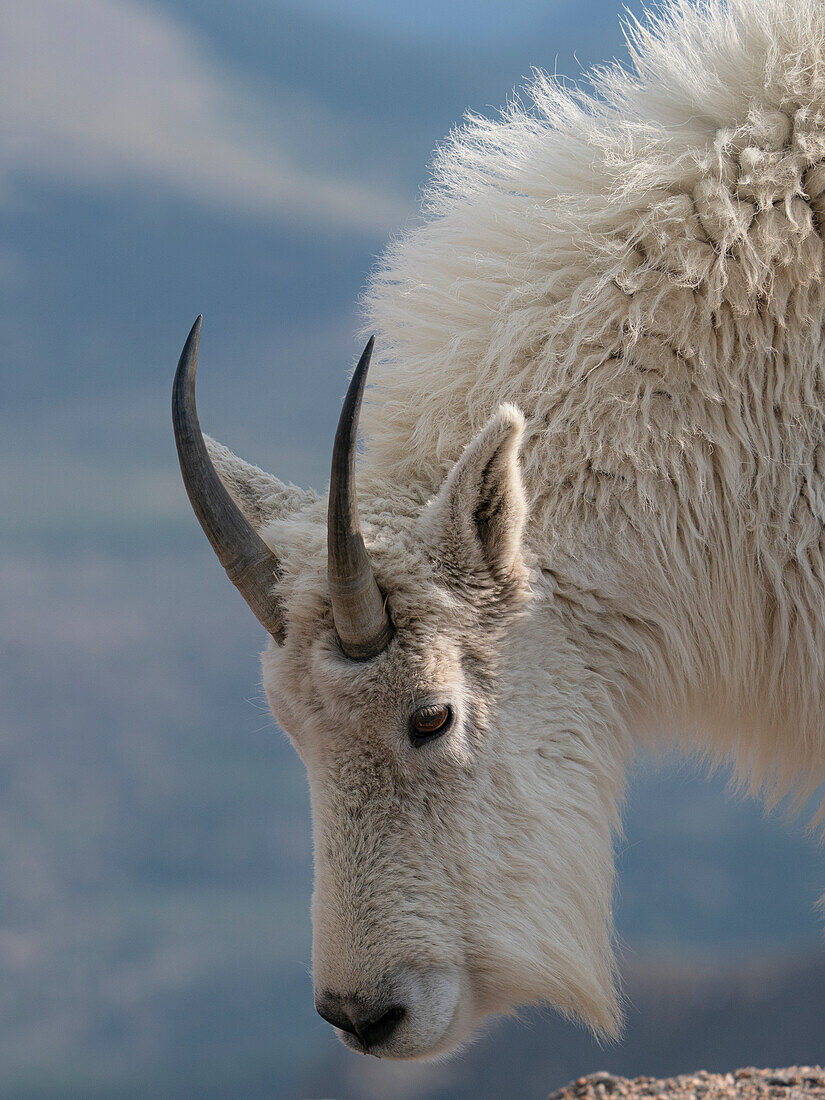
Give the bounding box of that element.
[172,0,825,1060]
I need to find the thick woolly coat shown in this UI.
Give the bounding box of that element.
[361,0,825,800]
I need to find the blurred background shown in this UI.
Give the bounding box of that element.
[1,1,823,1097]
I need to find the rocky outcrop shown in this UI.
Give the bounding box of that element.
[548,1068,825,1100]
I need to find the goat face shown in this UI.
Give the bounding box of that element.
[174,324,622,1058]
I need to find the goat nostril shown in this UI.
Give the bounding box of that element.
[315,996,406,1048]
[315,1001,355,1036]
[360,1004,406,1047]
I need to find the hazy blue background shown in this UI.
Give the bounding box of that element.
[1,1,823,1097]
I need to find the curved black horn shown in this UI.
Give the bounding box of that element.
[327,337,394,660]
[173,317,285,641]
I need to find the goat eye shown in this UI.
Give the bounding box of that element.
[410,704,453,744]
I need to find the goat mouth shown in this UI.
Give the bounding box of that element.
[338,979,466,1061]
[330,968,468,1060]
[334,1005,407,1056]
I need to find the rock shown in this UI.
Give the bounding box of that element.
[547,1068,825,1100]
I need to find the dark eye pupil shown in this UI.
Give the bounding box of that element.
[413,705,450,736]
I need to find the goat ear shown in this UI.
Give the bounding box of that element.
[422,404,528,602]
[204,436,314,532]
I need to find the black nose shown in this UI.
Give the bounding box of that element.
[316,993,406,1049]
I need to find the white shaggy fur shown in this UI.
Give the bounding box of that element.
[201,0,825,1060]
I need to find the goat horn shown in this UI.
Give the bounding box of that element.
[327,337,394,660]
[173,316,285,641]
